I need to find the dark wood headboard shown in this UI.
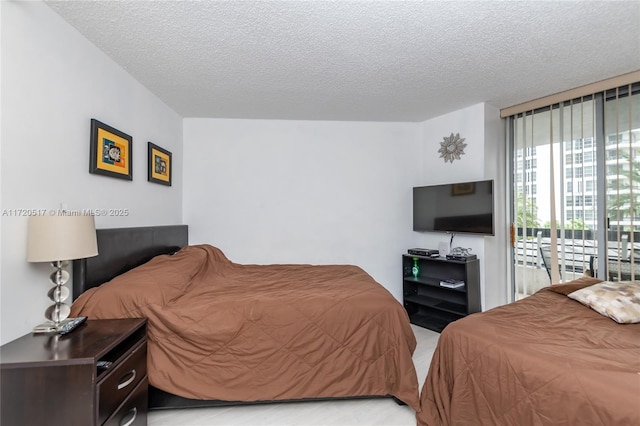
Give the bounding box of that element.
[72,225,188,299]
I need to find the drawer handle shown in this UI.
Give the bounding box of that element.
[120,407,137,426]
[117,369,136,390]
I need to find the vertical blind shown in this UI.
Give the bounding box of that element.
[604,84,639,281]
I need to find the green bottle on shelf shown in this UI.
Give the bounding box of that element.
[412,258,420,279]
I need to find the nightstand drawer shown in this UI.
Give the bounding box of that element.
[104,377,148,426]
[98,340,147,425]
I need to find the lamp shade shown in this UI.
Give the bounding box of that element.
[27,215,98,262]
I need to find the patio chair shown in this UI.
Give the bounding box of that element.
[607,258,640,281]
[539,245,561,282]
[590,255,639,281]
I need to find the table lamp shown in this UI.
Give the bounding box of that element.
[27,214,98,333]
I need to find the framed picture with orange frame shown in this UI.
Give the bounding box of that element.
[147,142,172,186]
[89,119,133,180]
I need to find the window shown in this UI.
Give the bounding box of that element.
[509,80,639,301]
[584,165,594,177]
[574,167,583,178]
[584,138,593,149]
[607,134,620,145]
[574,180,583,193]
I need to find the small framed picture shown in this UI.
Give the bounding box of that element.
[89,119,132,180]
[452,182,475,196]
[148,142,172,186]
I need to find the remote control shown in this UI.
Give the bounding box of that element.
[97,360,113,369]
[58,316,87,335]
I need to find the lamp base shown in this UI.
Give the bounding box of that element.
[33,317,84,334]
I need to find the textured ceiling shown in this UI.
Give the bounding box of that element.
[45,1,640,122]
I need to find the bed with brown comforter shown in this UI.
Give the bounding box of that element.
[418,276,640,426]
[71,244,420,410]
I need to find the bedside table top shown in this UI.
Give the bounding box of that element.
[0,318,146,367]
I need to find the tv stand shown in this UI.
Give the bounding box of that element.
[402,254,480,332]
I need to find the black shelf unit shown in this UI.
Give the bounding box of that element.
[402,254,480,332]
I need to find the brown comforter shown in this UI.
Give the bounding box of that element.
[71,245,420,410]
[418,276,640,426]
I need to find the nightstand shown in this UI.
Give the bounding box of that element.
[1,318,148,426]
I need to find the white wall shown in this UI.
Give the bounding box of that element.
[183,107,509,311]
[0,0,4,346]
[1,1,183,344]
[183,118,421,301]
[483,103,508,309]
[412,103,508,310]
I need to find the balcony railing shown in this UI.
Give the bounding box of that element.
[514,227,639,299]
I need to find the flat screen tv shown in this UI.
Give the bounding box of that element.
[413,179,494,235]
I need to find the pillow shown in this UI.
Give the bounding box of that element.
[568,281,640,324]
[542,276,602,296]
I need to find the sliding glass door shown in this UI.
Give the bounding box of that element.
[509,83,639,300]
[603,85,640,282]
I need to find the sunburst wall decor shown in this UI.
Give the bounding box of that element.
[438,132,467,163]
